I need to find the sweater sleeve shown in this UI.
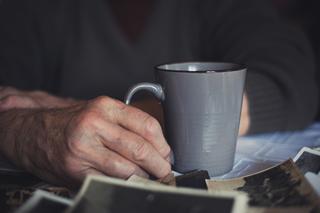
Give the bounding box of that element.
[0,0,64,93]
[200,0,318,134]
[0,0,45,89]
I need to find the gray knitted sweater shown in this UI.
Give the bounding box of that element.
[0,0,318,134]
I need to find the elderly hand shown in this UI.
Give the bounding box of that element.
[0,95,171,187]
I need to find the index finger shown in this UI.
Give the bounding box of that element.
[107,100,171,159]
[94,120,171,178]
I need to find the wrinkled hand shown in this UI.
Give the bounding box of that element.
[0,86,77,111]
[16,96,171,187]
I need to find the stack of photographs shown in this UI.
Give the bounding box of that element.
[67,175,248,213]
[207,159,320,212]
[14,146,320,213]
[294,147,320,196]
[16,190,72,213]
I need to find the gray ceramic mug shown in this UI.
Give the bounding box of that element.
[125,62,246,176]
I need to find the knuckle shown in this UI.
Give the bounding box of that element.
[108,160,132,179]
[126,166,149,179]
[90,96,127,120]
[107,99,127,120]
[112,98,126,109]
[100,153,135,179]
[132,142,150,162]
[91,96,113,107]
[158,162,171,177]
[77,110,99,127]
[111,99,127,115]
[101,154,116,171]
[160,145,171,158]
[144,116,162,136]
[106,161,118,176]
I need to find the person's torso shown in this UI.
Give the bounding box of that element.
[49,0,202,99]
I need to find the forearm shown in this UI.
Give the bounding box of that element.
[0,109,35,167]
[0,108,72,183]
[0,97,172,187]
[0,86,82,172]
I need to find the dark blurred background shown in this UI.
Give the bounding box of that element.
[0,0,319,114]
[271,0,320,117]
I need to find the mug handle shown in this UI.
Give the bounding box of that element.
[124,82,165,104]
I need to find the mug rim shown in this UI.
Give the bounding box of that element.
[155,61,246,73]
